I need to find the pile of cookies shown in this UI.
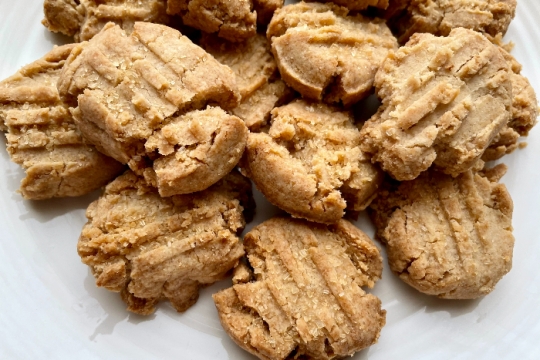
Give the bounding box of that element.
[0,0,536,358]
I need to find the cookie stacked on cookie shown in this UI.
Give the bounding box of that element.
[0,0,537,358]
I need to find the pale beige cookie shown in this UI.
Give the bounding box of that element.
[384,0,516,44]
[78,170,253,315]
[58,22,246,196]
[42,0,170,42]
[200,33,295,131]
[369,165,514,299]
[143,106,248,197]
[484,47,537,161]
[0,44,124,200]
[213,217,385,360]
[242,100,383,224]
[167,0,257,42]
[360,28,512,181]
[267,2,397,107]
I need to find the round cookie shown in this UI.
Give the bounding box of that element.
[58,22,246,196]
[360,28,512,181]
[213,217,385,360]
[242,99,383,224]
[0,44,124,200]
[42,0,170,42]
[267,2,397,106]
[384,0,517,44]
[78,170,254,315]
[369,165,514,299]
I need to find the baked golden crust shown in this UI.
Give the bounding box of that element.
[78,170,254,315]
[42,0,170,42]
[214,217,385,360]
[369,165,514,299]
[0,44,124,199]
[167,0,257,42]
[267,2,397,106]
[243,100,383,224]
[384,0,517,44]
[360,28,512,180]
[58,22,245,196]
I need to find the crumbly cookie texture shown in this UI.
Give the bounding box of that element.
[167,0,257,42]
[200,33,295,131]
[78,170,253,315]
[307,0,389,11]
[242,100,383,224]
[143,107,248,196]
[58,22,246,196]
[369,165,514,299]
[267,2,397,106]
[360,28,512,181]
[253,0,285,24]
[384,0,517,44]
[42,0,170,42]
[483,45,538,161]
[0,44,124,200]
[213,217,385,360]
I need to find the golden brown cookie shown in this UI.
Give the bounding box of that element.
[200,33,295,131]
[242,100,383,224]
[167,0,258,42]
[307,0,389,11]
[267,2,397,106]
[360,28,512,181]
[369,165,514,299]
[384,0,517,44]
[213,217,385,360]
[0,44,124,200]
[253,0,285,24]
[78,169,253,315]
[58,22,246,196]
[42,0,170,42]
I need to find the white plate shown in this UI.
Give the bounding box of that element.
[1,1,539,359]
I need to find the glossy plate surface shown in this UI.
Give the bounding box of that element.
[1,1,539,359]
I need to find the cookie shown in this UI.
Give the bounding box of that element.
[267,2,397,107]
[307,0,389,11]
[360,28,512,181]
[369,165,514,299]
[42,0,170,42]
[58,22,247,196]
[213,217,385,360]
[384,0,517,44]
[0,44,124,200]
[167,0,257,42]
[78,169,253,315]
[200,33,294,131]
[242,100,383,224]
[143,106,248,197]
[253,0,285,25]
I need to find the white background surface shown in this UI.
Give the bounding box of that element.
[1,1,539,359]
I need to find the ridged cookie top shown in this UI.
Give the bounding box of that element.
[369,165,514,299]
[361,28,512,180]
[0,44,124,199]
[42,0,170,42]
[78,170,253,315]
[213,217,385,360]
[267,2,397,106]
[385,0,517,43]
[243,100,383,223]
